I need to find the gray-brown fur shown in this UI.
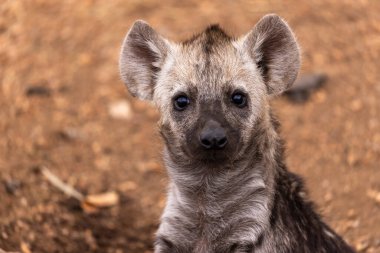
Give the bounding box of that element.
[119,14,355,253]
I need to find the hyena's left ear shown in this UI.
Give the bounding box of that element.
[242,14,300,96]
[119,20,169,100]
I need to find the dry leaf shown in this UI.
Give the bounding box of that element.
[41,167,84,201]
[367,189,380,204]
[356,239,370,252]
[20,242,31,253]
[118,181,137,192]
[81,201,100,214]
[84,229,98,250]
[0,248,20,253]
[84,191,119,208]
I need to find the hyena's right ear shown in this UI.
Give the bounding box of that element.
[119,20,169,100]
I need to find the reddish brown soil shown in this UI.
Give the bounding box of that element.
[1,1,379,252]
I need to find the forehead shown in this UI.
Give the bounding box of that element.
[154,25,266,108]
[164,26,251,96]
[180,25,237,70]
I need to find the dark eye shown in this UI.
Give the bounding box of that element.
[231,92,247,108]
[174,95,190,111]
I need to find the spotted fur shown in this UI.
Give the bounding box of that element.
[119,14,355,253]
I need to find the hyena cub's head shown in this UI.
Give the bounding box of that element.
[119,14,300,166]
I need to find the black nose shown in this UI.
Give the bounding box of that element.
[199,120,228,150]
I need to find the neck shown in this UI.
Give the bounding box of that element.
[157,111,285,250]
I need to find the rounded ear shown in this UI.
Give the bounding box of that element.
[242,14,300,96]
[119,20,169,100]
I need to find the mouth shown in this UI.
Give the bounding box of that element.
[195,149,232,165]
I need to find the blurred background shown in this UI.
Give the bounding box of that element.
[0,0,379,252]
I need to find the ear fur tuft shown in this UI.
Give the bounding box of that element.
[119,20,169,100]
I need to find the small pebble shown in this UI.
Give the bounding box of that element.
[108,100,133,120]
[25,86,52,97]
[284,73,327,103]
[3,179,21,195]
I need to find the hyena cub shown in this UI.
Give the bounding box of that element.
[119,14,355,253]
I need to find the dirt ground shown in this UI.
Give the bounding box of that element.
[0,0,379,252]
